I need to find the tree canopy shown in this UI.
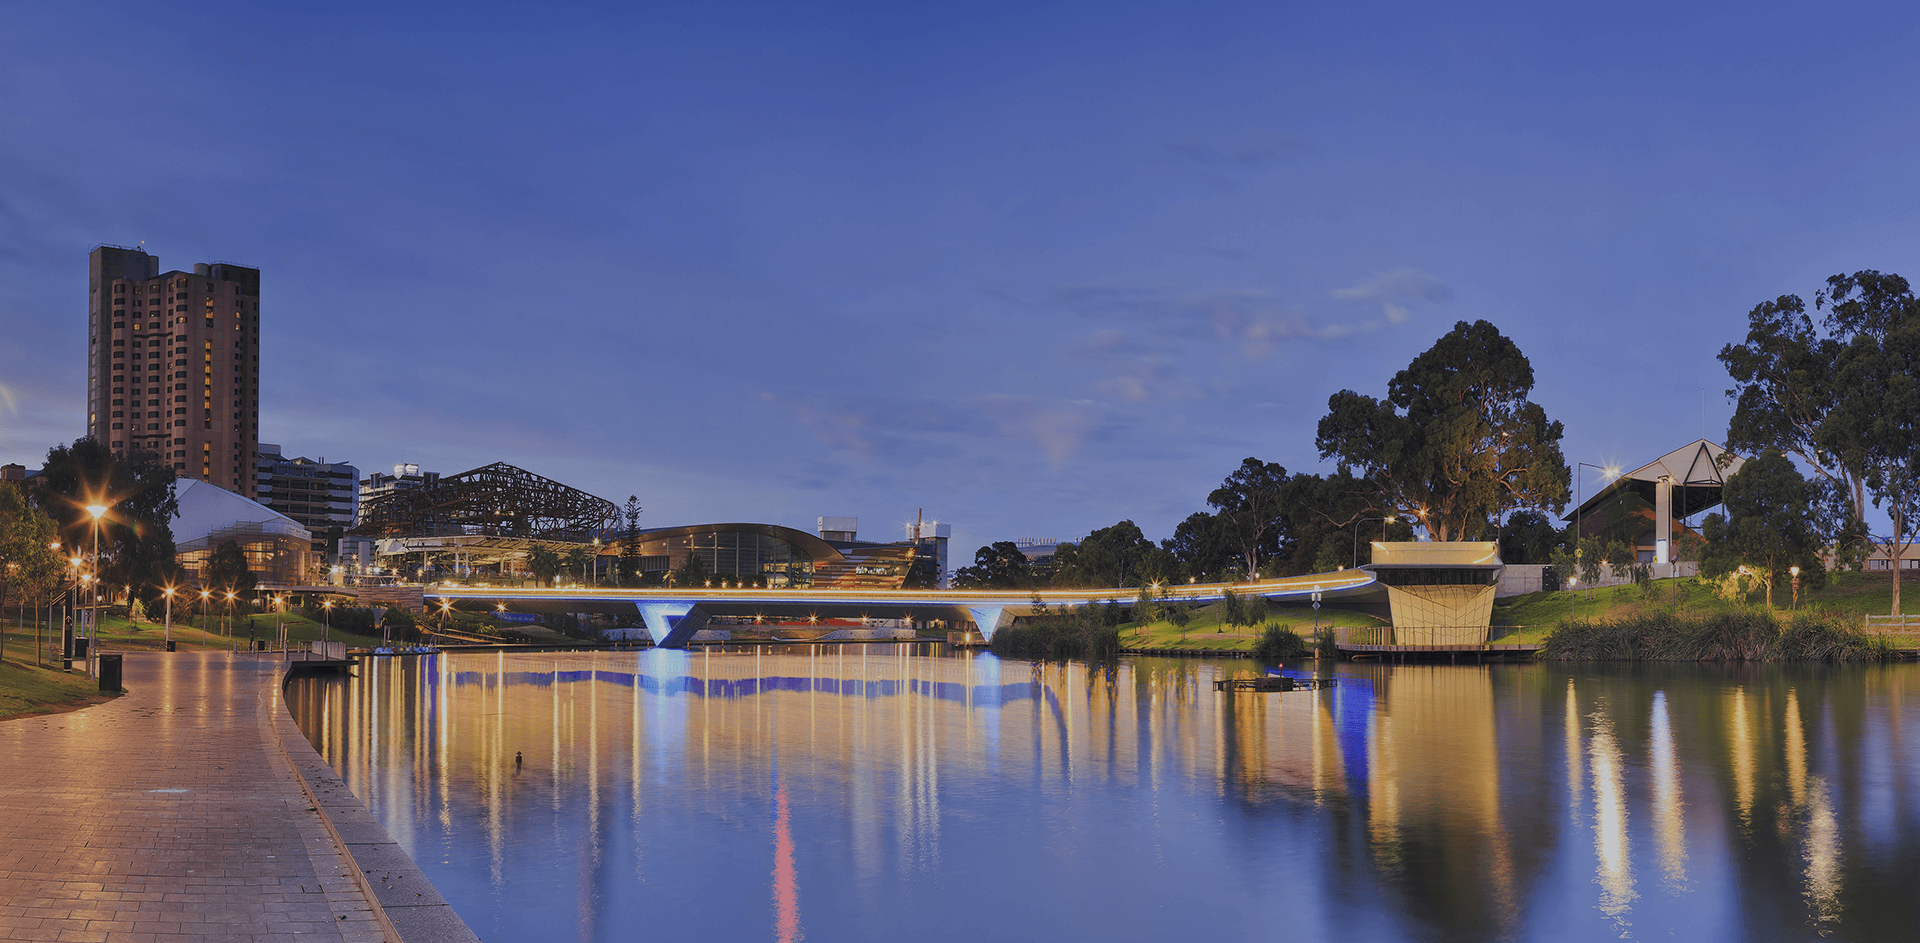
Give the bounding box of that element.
[1163,512,1237,582]
[1206,458,1292,579]
[1724,271,1920,612]
[1052,521,1159,589]
[0,485,64,625]
[1700,450,1826,609]
[33,439,178,592]
[204,539,257,598]
[1316,319,1570,541]
[953,541,1032,589]
[527,546,562,586]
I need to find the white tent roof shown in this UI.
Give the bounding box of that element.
[171,479,309,545]
[1619,439,1744,486]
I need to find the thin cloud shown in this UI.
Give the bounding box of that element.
[1331,268,1452,325]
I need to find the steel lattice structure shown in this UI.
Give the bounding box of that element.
[352,462,620,543]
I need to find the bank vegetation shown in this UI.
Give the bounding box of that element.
[1541,610,1895,662]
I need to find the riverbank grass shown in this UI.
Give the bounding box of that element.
[1542,610,1895,662]
[1120,601,1384,653]
[0,655,115,720]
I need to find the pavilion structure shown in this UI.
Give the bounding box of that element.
[1564,439,1744,566]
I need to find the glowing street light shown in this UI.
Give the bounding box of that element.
[1354,515,1396,568]
[162,586,175,652]
[322,598,334,643]
[1791,565,1801,611]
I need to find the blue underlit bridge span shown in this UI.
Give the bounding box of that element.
[427,570,1381,648]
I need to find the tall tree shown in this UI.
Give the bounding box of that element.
[1497,509,1565,565]
[0,486,65,659]
[1819,271,1920,613]
[1163,512,1237,582]
[1206,458,1292,579]
[34,439,178,593]
[1316,320,1570,541]
[1720,292,1861,541]
[953,542,1032,589]
[1055,521,1156,588]
[1700,450,1826,609]
[619,496,643,585]
[204,539,256,598]
[1277,470,1386,573]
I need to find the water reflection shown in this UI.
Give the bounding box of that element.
[1649,690,1687,890]
[285,650,1920,943]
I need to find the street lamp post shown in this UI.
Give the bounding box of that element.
[43,541,58,667]
[1352,516,1396,569]
[322,599,333,644]
[1574,463,1620,548]
[84,504,107,675]
[1569,575,1578,622]
[1791,565,1801,612]
[163,586,175,652]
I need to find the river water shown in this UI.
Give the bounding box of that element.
[286,646,1920,942]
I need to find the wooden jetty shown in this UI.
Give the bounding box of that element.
[1213,675,1337,693]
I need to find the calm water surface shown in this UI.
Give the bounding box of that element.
[287,646,1920,942]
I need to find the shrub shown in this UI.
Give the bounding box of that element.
[1252,622,1307,661]
[990,607,1120,660]
[1541,610,1890,662]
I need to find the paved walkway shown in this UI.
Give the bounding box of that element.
[0,653,468,943]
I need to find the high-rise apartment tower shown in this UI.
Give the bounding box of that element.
[88,245,261,497]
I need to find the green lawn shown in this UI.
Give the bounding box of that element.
[1493,570,1920,631]
[1115,571,1920,656]
[0,653,116,720]
[1120,601,1384,652]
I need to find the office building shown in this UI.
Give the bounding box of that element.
[254,444,358,559]
[359,463,440,521]
[88,245,261,497]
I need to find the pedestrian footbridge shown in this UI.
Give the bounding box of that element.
[426,568,1383,649]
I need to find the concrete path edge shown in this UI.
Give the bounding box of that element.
[270,664,482,943]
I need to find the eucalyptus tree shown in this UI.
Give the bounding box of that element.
[1700,450,1826,609]
[1724,271,1920,613]
[1315,320,1570,541]
[1206,458,1292,578]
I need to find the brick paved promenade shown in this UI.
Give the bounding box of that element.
[0,653,476,943]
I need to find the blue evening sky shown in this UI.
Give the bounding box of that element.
[4,1,1917,555]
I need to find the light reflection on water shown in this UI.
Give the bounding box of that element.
[284,648,1920,943]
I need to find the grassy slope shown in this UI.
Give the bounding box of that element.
[1117,571,1920,654]
[0,656,115,720]
[1495,570,1920,626]
[1120,602,1384,652]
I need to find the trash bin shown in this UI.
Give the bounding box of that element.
[97,653,122,693]
[165,640,176,652]
[73,637,89,659]
[254,639,266,652]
